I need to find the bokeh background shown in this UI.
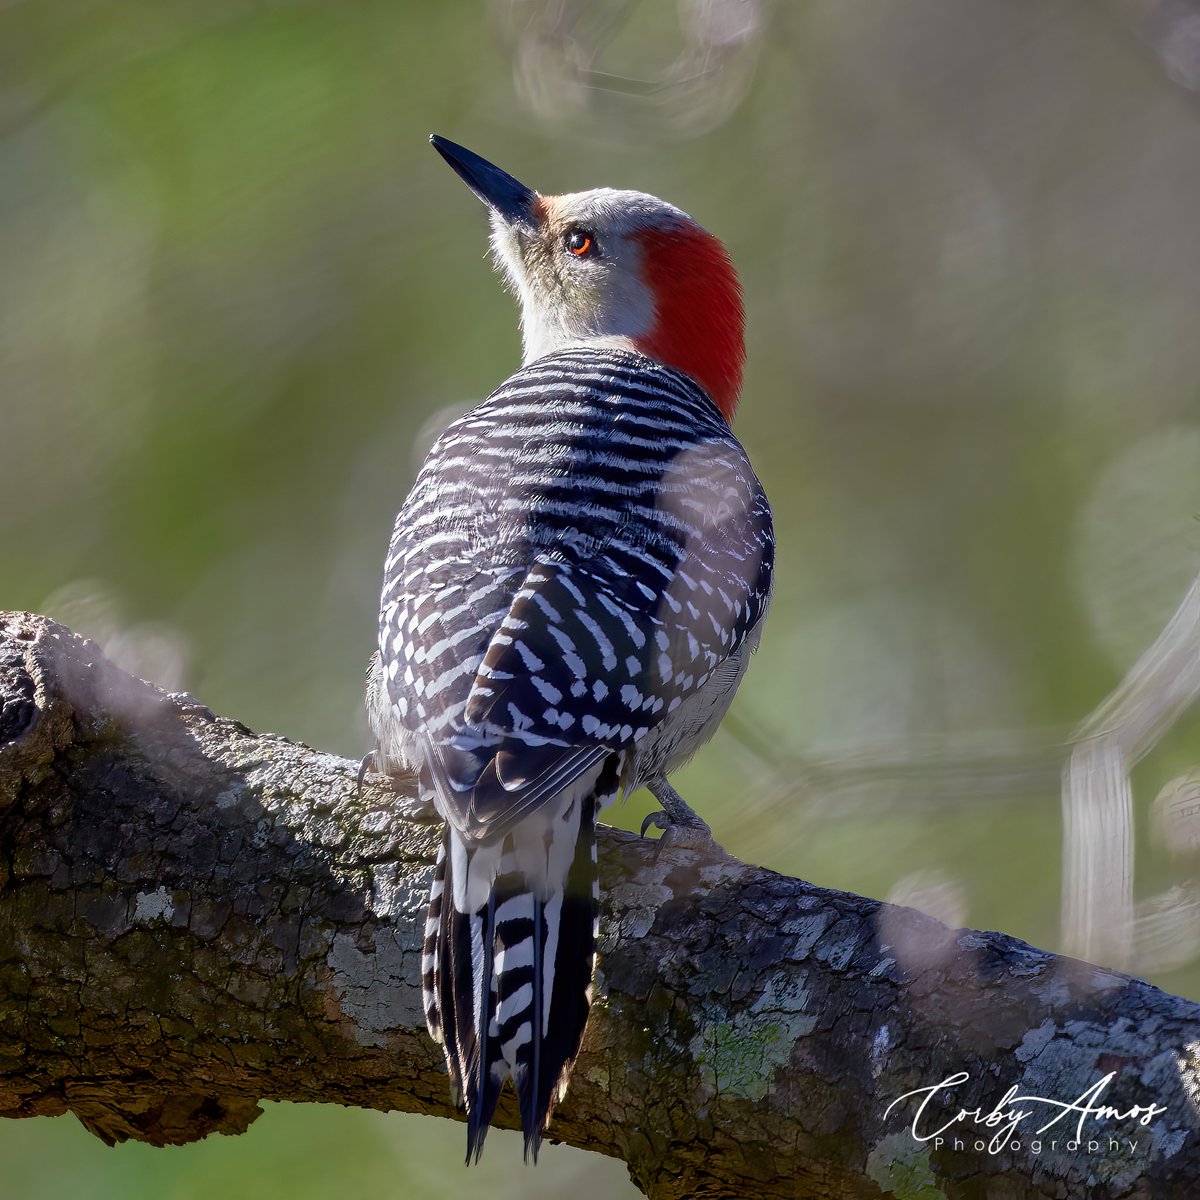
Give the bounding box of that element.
[4,0,1200,1196]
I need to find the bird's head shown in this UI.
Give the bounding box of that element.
[431,135,745,421]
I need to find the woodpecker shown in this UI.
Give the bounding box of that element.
[369,136,774,1162]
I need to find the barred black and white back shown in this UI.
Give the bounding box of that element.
[374,346,773,1159]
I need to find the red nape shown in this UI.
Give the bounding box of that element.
[633,224,745,421]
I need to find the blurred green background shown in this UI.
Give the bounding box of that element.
[4,1,1200,1196]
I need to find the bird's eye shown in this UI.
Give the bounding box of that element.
[564,229,596,258]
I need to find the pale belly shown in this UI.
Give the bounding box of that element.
[620,619,763,795]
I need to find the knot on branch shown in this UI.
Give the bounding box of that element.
[67,1083,263,1148]
[0,645,35,746]
[0,612,203,814]
[0,613,87,805]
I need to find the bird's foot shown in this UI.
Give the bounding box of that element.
[355,750,379,798]
[640,778,722,854]
[639,808,717,852]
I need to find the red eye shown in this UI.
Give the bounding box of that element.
[565,229,595,257]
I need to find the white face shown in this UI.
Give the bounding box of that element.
[489,188,694,364]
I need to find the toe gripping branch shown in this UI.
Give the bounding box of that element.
[639,778,722,854]
[355,750,378,798]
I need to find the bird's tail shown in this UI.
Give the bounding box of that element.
[423,761,617,1162]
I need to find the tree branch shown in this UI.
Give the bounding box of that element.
[1,610,1199,1199]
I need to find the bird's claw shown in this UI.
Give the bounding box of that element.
[640,810,670,839]
[639,777,723,854]
[355,750,378,798]
[639,808,719,854]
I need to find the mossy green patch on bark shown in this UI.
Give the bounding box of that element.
[865,1135,947,1200]
[692,1018,787,1102]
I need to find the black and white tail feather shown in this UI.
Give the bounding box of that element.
[421,758,617,1162]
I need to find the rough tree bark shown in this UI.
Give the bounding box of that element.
[1,610,1198,1199]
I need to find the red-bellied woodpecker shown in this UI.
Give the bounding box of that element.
[368,135,774,1162]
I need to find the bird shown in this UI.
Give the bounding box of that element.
[368,135,774,1163]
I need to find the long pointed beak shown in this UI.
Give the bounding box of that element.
[430,135,537,225]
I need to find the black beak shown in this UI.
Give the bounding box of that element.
[430,135,537,225]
